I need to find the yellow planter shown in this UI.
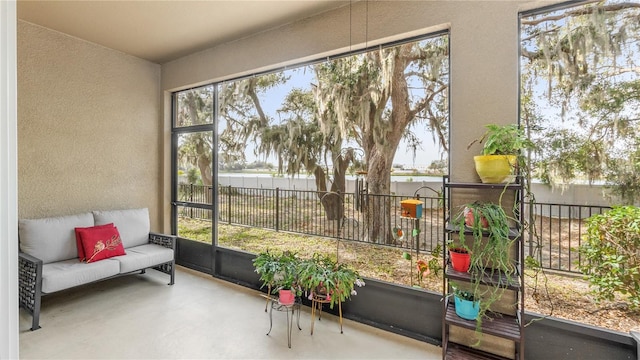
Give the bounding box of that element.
[473,155,516,183]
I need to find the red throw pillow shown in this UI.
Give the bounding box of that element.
[75,223,114,261]
[79,226,126,263]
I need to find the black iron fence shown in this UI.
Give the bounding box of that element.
[177,184,611,274]
[525,202,610,273]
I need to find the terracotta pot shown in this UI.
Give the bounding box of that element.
[464,206,489,229]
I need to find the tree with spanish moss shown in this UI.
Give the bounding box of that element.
[521,1,640,204]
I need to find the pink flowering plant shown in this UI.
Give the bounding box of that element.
[298,253,365,309]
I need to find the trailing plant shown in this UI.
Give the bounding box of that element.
[579,206,640,310]
[452,199,519,337]
[457,202,516,276]
[521,191,556,325]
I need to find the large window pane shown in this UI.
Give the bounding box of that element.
[520,1,640,202]
[172,31,449,289]
[177,131,213,196]
[214,32,449,289]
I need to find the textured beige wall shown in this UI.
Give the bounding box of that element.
[17,21,163,230]
[162,1,554,184]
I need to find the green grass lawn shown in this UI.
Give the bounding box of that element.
[179,217,441,290]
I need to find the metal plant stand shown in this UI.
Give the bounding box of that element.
[266,297,302,348]
[310,294,343,335]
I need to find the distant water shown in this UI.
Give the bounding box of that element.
[218,172,443,183]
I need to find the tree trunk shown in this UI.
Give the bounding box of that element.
[365,149,394,243]
[362,46,411,244]
[313,150,353,223]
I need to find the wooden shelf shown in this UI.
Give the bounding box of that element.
[441,176,524,359]
[445,224,521,239]
[445,343,512,360]
[443,181,522,190]
[445,265,521,290]
[445,304,521,341]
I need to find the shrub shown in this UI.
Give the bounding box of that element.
[580,206,640,309]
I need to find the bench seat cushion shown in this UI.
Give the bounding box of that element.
[42,258,120,293]
[114,244,174,274]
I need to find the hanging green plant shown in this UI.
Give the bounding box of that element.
[452,200,520,338]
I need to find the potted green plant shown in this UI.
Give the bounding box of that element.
[467,123,533,183]
[447,283,480,321]
[298,253,365,335]
[298,254,365,309]
[298,254,331,298]
[456,201,516,275]
[253,250,301,305]
[447,241,471,273]
[253,250,280,292]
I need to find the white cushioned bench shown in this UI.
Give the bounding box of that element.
[18,208,175,330]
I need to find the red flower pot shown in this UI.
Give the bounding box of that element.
[449,249,471,272]
[279,289,295,305]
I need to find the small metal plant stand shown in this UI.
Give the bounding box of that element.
[266,296,302,349]
[310,293,343,335]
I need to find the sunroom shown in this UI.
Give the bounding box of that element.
[2,1,639,359]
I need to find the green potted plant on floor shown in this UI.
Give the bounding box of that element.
[298,253,365,308]
[467,123,533,183]
[253,250,301,305]
[298,253,365,334]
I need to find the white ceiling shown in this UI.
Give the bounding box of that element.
[17,0,349,64]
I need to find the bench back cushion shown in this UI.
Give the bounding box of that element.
[93,208,150,249]
[19,213,94,264]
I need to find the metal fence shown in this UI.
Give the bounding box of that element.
[178,184,611,274]
[525,202,610,273]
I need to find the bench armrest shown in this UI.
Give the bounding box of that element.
[148,233,176,285]
[19,251,43,286]
[19,251,43,266]
[149,232,176,250]
[19,251,43,330]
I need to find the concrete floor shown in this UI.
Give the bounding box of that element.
[19,266,442,359]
